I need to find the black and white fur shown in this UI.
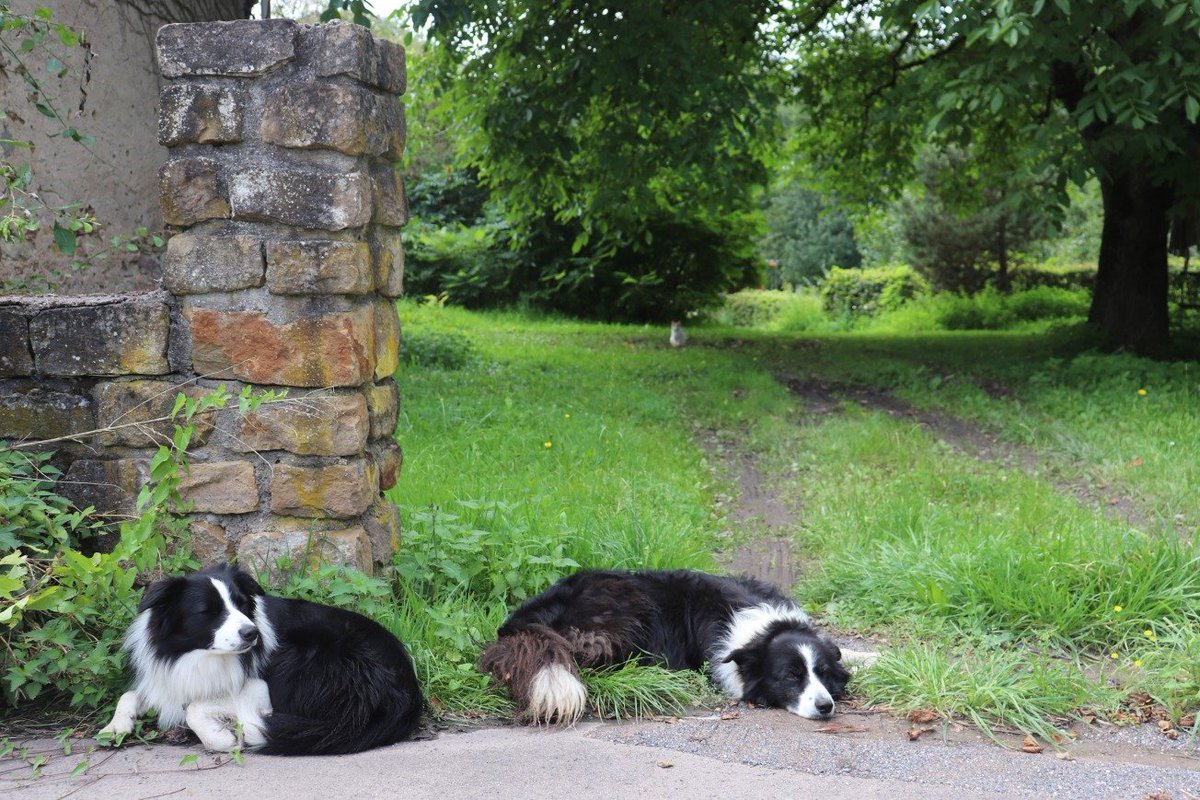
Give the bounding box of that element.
[100,564,423,756]
[479,569,855,724]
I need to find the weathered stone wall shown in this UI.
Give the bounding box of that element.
[0,19,406,576]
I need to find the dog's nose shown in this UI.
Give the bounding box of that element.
[816,698,834,716]
[238,623,258,645]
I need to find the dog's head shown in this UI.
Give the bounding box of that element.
[138,564,265,659]
[723,627,850,719]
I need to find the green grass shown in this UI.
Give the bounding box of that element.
[343,299,1200,737]
[378,301,794,718]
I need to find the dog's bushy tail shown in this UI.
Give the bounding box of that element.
[479,624,587,724]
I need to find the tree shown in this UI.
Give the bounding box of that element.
[760,184,861,286]
[408,0,777,319]
[785,1,1200,352]
[898,145,1049,293]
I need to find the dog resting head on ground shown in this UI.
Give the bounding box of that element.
[479,569,852,725]
[99,563,423,756]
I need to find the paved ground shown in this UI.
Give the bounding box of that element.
[5,706,1198,800]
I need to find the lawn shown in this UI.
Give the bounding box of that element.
[379,301,1200,738]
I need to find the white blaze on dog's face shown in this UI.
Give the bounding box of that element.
[209,578,259,653]
[788,644,835,719]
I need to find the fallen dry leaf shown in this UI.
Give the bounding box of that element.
[656,760,674,769]
[720,711,740,720]
[650,715,679,725]
[907,708,938,724]
[1081,714,1097,725]
[815,722,869,735]
[1181,716,1196,728]
[906,726,935,742]
[1165,730,1180,741]
[1055,751,1074,761]
[1143,792,1173,800]
[1127,457,1144,468]
[1021,735,1044,754]
[1158,719,1174,731]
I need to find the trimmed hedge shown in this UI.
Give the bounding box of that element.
[1010,263,1096,292]
[820,266,929,318]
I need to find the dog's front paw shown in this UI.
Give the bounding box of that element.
[185,704,239,752]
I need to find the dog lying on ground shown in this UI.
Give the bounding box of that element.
[100,563,423,755]
[480,569,854,724]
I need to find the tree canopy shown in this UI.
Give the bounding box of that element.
[408,0,1200,348]
[785,0,1200,350]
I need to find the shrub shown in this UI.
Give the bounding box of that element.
[1005,286,1090,322]
[819,265,928,318]
[400,328,477,370]
[717,289,827,332]
[403,219,528,308]
[1010,263,1096,292]
[721,290,796,327]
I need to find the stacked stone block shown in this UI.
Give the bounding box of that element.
[0,20,407,576]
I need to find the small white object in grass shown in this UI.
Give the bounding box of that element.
[669,321,687,348]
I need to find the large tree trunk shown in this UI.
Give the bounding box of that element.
[1088,166,1173,352]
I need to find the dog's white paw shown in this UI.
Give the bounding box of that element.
[186,702,240,752]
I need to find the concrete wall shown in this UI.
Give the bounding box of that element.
[0,0,251,293]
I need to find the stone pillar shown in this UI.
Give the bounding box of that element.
[154,19,406,575]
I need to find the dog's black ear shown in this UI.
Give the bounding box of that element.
[231,567,265,598]
[833,643,843,662]
[722,647,761,670]
[138,576,185,613]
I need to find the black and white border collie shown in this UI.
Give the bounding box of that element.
[100,564,423,756]
[480,569,853,724]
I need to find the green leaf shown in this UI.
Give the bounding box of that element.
[52,222,76,255]
[54,24,77,47]
[1164,3,1188,25]
[178,753,199,767]
[1186,95,1199,123]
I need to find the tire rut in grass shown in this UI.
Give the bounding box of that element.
[700,430,803,593]
[777,373,1155,532]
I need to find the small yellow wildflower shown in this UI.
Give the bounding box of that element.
[1110,652,1118,660]
[1137,388,1148,396]
[1143,628,1157,641]
[564,413,571,419]
[543,441,553,448]
[1113,605,1123,612]
[1134,659,1143,668]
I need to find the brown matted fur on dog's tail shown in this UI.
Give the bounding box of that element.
[479,624,588,724]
